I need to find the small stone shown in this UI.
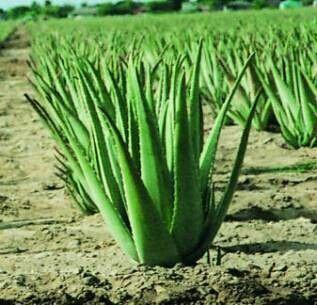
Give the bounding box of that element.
[82,272,100,286]
[310,278,317,287]
[273,264,287,272]
[15,275,26,286]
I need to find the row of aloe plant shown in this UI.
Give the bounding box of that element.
[28,37,259,266]
[28,17,317,265]
[32,28,317,148]
[200,32,317,147]
[0,21,17,45]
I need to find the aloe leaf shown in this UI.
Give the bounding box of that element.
[297,69,315,136]
[186,90,259,264]
[127,62,173,226]
[256,66,294,133]
[76,67,127,220]
[52,99,90,149]
[214,91,261,231]
[101,109,180,266]
[270,61,297,130]
[58,118,138,261]
[188,39,203,160]
[200,53,255,194]
[26,95,97,214]
[170,72,203,257]
[164,56,185,174]
[103,65,129,139]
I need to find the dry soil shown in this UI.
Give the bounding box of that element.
[0,28,316,305]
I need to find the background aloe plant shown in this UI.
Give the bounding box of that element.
[219,51,271,131]
[0,21,17,44]
[258,58,317,148]
[27,39,257,266]
[200,41,272,131]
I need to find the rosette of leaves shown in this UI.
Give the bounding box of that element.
[27,41,257,266]
[257,57,317,148]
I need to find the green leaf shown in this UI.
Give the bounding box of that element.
[186,89,260,264]
[101,108,180,266]
[127,62,173,226]
[170,72,203,257]
[200,53,255,195]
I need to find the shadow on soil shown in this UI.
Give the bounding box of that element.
[222,240,317,254]
[0,28,30,51]
[225,206,317,223]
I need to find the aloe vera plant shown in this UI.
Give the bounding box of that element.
[258,58,317,148]
[0,21,17,43]
[200,41,271,130]
[200,43,228,119]
[219,52,271,131]
[27,40,257,266]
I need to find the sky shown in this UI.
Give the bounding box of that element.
[0,0,107,9]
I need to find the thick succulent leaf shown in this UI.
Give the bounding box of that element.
[271,62,297,129]
[297,69,315,136]
[214,91,261,230]
[103,66,129,141]
[200,53,255,195]
[127,62,173,226]
[164,56,185,174]
[26,95,97,213]
[53,100,90,150]
[85,61,115,117]
[65,123,139,262]
[170,73,203,257]
[256,66,295,134]
[185,90,259,264]
[127,98,140,169]
[101,109,180,266]
[64,171,97,215]
[188,39,203,160]
[76,68,128,219]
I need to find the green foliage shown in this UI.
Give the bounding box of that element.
[302,0,313,5]
[97,1,139,16]
[29,34,256,266]
[0,21,17,42]
[7,6,31,19]
[242,161,317,175]
[25,9,317,265]
[253,0,267,8]
[208,0,229,9]
[144,1,175,13]
[257,58,317,148]
[4,2,74,20]
[26,10,317,141]
[219,53,271,130]
[42,5,74,18]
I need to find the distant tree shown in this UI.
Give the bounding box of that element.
[30,1,41,14]
[200,0,231,10]
[81,2,88,7]
[171,0,184,10]
[0,8,4,19]
[42,4,74,18]
[45,0,52,6]
[7,6,31,19]
[253,0,267,8]
[144,1,174,12]
[97,0,139,15]
[56,5,74,17]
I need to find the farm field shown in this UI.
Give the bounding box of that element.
[0,21,16,46]
[0,10,317,305]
